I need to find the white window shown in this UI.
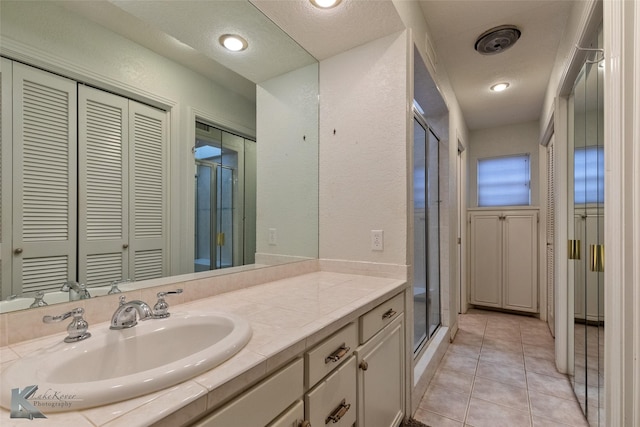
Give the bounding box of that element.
[574,146,604,204]
[478,154,531,207]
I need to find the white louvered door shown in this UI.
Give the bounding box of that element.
[78,86,129,287]
[12,63,77,295]
[129,101,167,281]
[546,138,555,336]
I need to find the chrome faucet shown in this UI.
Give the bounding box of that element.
[61,281,91,301]
[110,295,153,330]
[29,291,48,308]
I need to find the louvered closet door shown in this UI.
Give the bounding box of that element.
[129,101,167,281]
[12,63,77,295]
[78,86,129,287]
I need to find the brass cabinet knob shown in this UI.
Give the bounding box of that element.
[123,244,129,249]
[300,421,311,427]
[14,248,23,254]
[359,360,369,371]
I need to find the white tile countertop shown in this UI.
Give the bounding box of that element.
[0,271,407,426]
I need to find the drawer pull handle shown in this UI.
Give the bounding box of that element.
[382,308,397,319]
[325,343,350,363]
[325,399,351,424]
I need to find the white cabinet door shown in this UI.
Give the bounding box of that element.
[1,57,13,296]
[12,63,77,295]
[356,315,404,427]
[78,85,129,287]
[503,211,538,312]
[469,210,538,313]
[469,212,502,308]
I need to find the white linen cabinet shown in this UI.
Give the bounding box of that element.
[469,209,539,313]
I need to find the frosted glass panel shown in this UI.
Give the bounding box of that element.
[478,155,530,207]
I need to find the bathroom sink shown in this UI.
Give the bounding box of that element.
[0,311,252,412]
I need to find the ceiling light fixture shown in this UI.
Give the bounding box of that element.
[219,34,248,52]
[490,82,510,92]
[310,0,341,9]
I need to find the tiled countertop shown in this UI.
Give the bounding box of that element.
[0,271,406,426]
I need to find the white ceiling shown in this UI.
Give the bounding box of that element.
[417,0,575,130]
[60,0,575,132]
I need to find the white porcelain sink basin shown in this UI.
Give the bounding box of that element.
[0,311,252,412]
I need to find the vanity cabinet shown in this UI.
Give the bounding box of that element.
[469,210,538,313]
[192,358,304,427]
[356,294,405,427]
[191,291,405,427]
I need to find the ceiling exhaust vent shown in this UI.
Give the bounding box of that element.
[474,25,521,55]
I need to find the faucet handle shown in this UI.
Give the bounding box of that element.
[153,289,183,319]
[60,280,77,292]
[43,307,91,343]
[29,291,48,308]
[108,279,133,294]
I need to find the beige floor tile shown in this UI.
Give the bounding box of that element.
[479,347,525,369]
[476,359,527,388]
[419,384,470,422]
[523,343,555,360]
[532,415,575,426]
[465,397,532,427]
[413,407,464,427]
[472,376,530,412]
[432,367,475,395]
[527,371,576,401]
[449,342,483,359]
[482,337,524,355]
[440,351,479,376]
[529,390,589,426]
[524,355,565,378]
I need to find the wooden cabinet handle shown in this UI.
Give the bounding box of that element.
[325,343,350,364]
[325,399,351,424]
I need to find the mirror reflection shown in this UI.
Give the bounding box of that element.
[0,0,319,313]
[569,23,604,427]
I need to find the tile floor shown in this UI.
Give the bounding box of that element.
[414,309,589,427]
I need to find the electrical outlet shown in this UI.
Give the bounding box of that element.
[371,230,384,251]
[268,228,277,245]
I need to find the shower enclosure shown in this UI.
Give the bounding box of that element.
[194,122,256,271]
[413,104,441,353]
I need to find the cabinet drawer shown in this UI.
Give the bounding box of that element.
[359,292,404,344]
[306,356,356,427]
[267,400,304,427]
[305,322,357,387]
[195,358,303,427]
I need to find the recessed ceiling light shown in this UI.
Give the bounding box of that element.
[219,34,248,52]
[310,0,341,9]
[490,82,510,92]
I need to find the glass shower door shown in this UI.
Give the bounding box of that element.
[413,110,441,354]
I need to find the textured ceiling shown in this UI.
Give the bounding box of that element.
[418,0,575,130]
[59,0,574,132]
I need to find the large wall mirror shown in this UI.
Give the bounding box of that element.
[0,0,319,313]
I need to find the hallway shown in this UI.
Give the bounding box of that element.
[414,309,589,427]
